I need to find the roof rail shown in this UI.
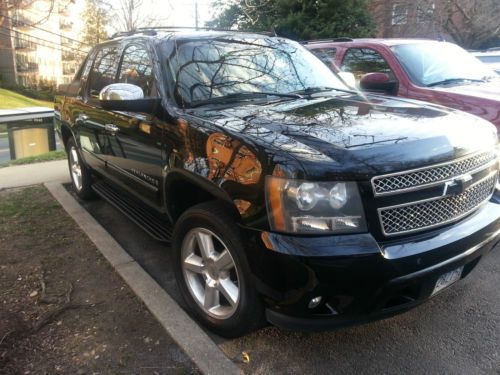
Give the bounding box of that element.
[302,37,354,44]
[109,26,273,40]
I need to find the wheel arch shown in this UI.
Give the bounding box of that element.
[164,169,240,223]
[60,123,75,150]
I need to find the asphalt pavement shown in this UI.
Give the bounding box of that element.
[78,192,500,375]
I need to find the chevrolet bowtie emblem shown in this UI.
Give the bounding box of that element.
[443,173,473,196]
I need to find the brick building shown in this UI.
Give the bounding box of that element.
[368,0,500,49]
[369,1,452,40]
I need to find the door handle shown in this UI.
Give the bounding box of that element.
[104,123,119,134]
[75,113,89,126]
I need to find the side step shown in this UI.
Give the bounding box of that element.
[92,180,172,243]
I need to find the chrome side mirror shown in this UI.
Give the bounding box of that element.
[99,83,144,101]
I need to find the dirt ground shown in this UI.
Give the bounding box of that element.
[0,186,199,375]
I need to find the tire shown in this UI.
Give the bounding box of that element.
[172,201,263,338]
[66,138,95,200]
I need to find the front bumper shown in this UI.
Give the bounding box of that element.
[242,201,500,331]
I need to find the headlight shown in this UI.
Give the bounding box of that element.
[265,176,367,234]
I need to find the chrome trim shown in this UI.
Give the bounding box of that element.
[390,227,500,282]
[378,171,497,237]
[106,162,159,192]
[371,150,498,197]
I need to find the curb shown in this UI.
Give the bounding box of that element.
[45,182,242,375]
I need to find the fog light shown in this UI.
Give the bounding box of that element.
[308,296,323,309]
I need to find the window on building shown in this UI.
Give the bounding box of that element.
[88,46,120,98]
[341,48,396,84]
[310,48,338,71]
[392,3,408,25]
[118,44,155,97]
[417,3,435,23]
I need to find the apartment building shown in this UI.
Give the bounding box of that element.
[0,0,85,87]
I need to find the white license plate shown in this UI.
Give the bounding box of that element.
[432,266,464,296]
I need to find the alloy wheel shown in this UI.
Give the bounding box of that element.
[180,227,240,319]
[69,146,82,191]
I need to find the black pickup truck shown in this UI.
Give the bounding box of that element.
[55,29,500,337]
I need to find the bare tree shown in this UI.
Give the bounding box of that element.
[113,0,159,32]
[0,0,54,25]
[438,0,500,49]
[371,0,500,49]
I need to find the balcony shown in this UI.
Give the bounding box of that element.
[58,7,70,16]
[60,37,72,47]
[62,51,76,61]
[60,21,72,31]
[16,62,38,73]
[12,15,32,30]
[63,67,76,76]
[15,41,36,52]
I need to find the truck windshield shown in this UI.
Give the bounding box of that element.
[167,36,347,107]
[392,42,497,87]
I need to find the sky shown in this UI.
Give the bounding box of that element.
[104,0,215,30]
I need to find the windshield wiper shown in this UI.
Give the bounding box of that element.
[189,91,303,108]
[427,78,485,87]
[292,86,356,96]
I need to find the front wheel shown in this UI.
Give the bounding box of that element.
[66,138,94,200]
[172,201,263,338]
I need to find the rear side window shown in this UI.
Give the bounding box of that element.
[310,48,337,71]
[341,48,396,83]
[88,46,120,98]
[118,44,155,97]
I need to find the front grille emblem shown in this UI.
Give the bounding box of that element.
[442,173,473,196]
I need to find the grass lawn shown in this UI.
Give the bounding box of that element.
[0,88,53,109]
[0,186,198,374]
[0,150,67,168]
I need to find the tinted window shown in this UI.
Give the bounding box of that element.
[167,37,346,107]
[118,45,155,96]
[341,48,396,83]
[310,48,337,71]
[88,46,119,98]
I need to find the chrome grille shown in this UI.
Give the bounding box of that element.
[372,151,497,195]
[379,173,497,236]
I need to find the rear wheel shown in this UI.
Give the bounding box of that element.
[66,138,94,200]
[172,201,263,337]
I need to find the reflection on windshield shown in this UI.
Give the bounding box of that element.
[167,37,346,107]
[392,42,496,87]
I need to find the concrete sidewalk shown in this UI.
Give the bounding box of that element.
[0,159,69,189]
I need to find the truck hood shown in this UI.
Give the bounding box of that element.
[194,93,497,178]
[432,79,500,102]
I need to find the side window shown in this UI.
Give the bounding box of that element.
[88,46,120,98]
[310,48,337,71]
[341,48,396,83]
[118,44,155,97]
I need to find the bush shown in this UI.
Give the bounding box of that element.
[2,78,57,102]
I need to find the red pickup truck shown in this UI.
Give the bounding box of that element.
[306,39,500,130]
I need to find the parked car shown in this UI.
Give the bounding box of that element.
[306,39,500,131]
[471,49,500,75]
[55,30,500,337]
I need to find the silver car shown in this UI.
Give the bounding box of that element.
[472,49,500,75]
